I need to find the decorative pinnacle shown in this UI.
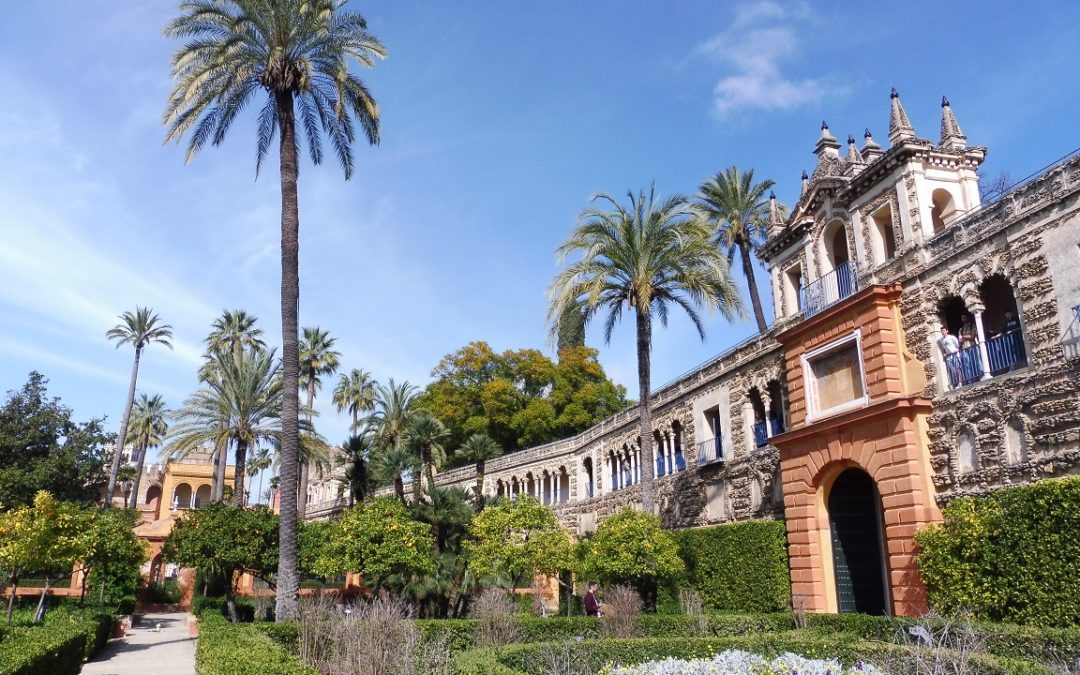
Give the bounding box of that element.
[769,190,776,200]
[801,170,808,180]
[847,134,856,145]
[864,127,873,139]
[888,87,915,144]
[939,95,966,148]
[942,96,950,108]
[891,87,899,99]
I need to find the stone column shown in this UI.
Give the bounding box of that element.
[973,310,992,379]
[630,449,637,485]
[664,433,673,474]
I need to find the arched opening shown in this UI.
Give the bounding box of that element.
[750,476,763,512]
[870,204,896,263]
[767,379,786,436]
[193,484,211,508]
[931,189,956,233]
[172,483,192,510]
[495,479,505,498]
[558,467,570,503]
[748,388,768,448]
[525,472,536,500]
[582,458,594,498]
[820,222,855,303]
[957,430,979,473]
[827,469,889,615]
[937,296,981,387]
[148,554,163,583]
[827,224,850,268]
[672,422,685,471]
[979,275,1027,373]
[145,484,162,506]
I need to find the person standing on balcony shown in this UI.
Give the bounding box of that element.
[939,326,962,389]
[1001,311,1026,368]
[958,314,978,379]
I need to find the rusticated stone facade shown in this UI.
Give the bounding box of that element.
[305,91,1080,618]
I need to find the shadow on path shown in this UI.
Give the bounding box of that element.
[82,611,196,675]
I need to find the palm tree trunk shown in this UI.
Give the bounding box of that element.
[233,439,248,507]
[635,309,656,515]
[475,460,485,503]
[127,439,149,509]
[740,241,768,333]
[213,437,228,503]
[275,91,302,623]
[298,386,314,519]
[395,475,405,503]
[258,471,265,506]
[423,449,435,500]
[105,347,142,507]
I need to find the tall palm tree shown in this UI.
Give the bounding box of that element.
[164,0,385,621]
[405,412,449,500]
[202,310,266,501]
[332,368,378,431]
[104,307,173,507]
[694,167,775,333]
[548,186,741,514]
[298,327,341,518]
[247,446,273,505]
[125,394,169,509]
[457,433,502,506]
[166,348,283,507]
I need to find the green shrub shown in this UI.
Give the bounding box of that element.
[192,595,255,622]
[145,579,184,604]
[671,521,790,613]
[449,634,1057,675]
[195,613,318,675]
[0,623,87,675]
[916,477,1080,627]
[252,621,301,653]
[43,608,112,662]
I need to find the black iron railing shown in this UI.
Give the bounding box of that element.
[696,438,723,464]
[944,330,1026,390]
[801,259,859,318]
[753,421,768,447]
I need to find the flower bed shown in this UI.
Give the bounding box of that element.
[601,650,884,674]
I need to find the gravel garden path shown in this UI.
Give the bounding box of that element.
[81,612,196,675]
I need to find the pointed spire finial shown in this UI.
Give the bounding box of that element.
[846,133,864,164]
[939,95,967,149]
[862,127,883,161]
[768,190,785,234]
[888,87,915,144]
[800,170,810,197]
[864,127,873,139]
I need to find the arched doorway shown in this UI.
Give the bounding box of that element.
[827,469,888,615]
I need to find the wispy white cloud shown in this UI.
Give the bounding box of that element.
[695,1,830,117]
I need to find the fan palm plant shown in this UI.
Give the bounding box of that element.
[548,185,741,514]
[457,433,502,507]
[335,432,375,506]
[298,327,341,517]
[164,0,385,620]
[367,379,419,453]
[405,412,449,500]
[694,167,776,333]
[104,307,173,507]
[166,348,283,506]
[125,394,169,509]
[371,444,417,504]
[332,367,377,431]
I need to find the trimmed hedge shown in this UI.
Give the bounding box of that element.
[43,608,112,662]
[916,476,1080,627]
[672,521,790,613]
[195,613,317,675]
[0,623,87,675]
[449,634,1058,675]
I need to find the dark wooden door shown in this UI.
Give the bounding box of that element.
[828,469,888,615]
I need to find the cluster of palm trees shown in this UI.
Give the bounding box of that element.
[547,168,780,515]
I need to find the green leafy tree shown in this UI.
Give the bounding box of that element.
[163,502,279,622]
[457,433,502,505]
[164,0,386,622]
[125,394,169,509]
[548,186,741,513]
[166,349,283,506]
[0,373,110,508]
[315,497,434,592]
[694,167,776,333]
[297,519,335,580]
[80,507,148,606]
[104,307,173,506]
[298,327,341,517]
[465,497,574,590]
[578,508,684,612]
[333,368,377,431]
[419,342,627,454]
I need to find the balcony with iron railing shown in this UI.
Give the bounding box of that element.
[801,259,859,318]
[696,437,724,465]
[753,421,768,447]
[944,329,1027,390]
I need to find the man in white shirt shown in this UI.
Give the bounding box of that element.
[938,326,962,388]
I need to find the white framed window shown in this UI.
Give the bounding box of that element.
[802,328,869,421]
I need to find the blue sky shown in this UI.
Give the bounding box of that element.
[1,0,1079,460]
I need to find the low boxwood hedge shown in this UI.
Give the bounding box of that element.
[196,613,317,675]
[449,634,1058,675]
[0,623,87,675]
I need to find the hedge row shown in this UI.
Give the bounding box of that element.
[449,634,1058,675]
[413,613,797,654]
[671,521,791,613]
[916,476,1080,627]
[44,608,112,662]
[195,613,317,675]
[0,623,87,675]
